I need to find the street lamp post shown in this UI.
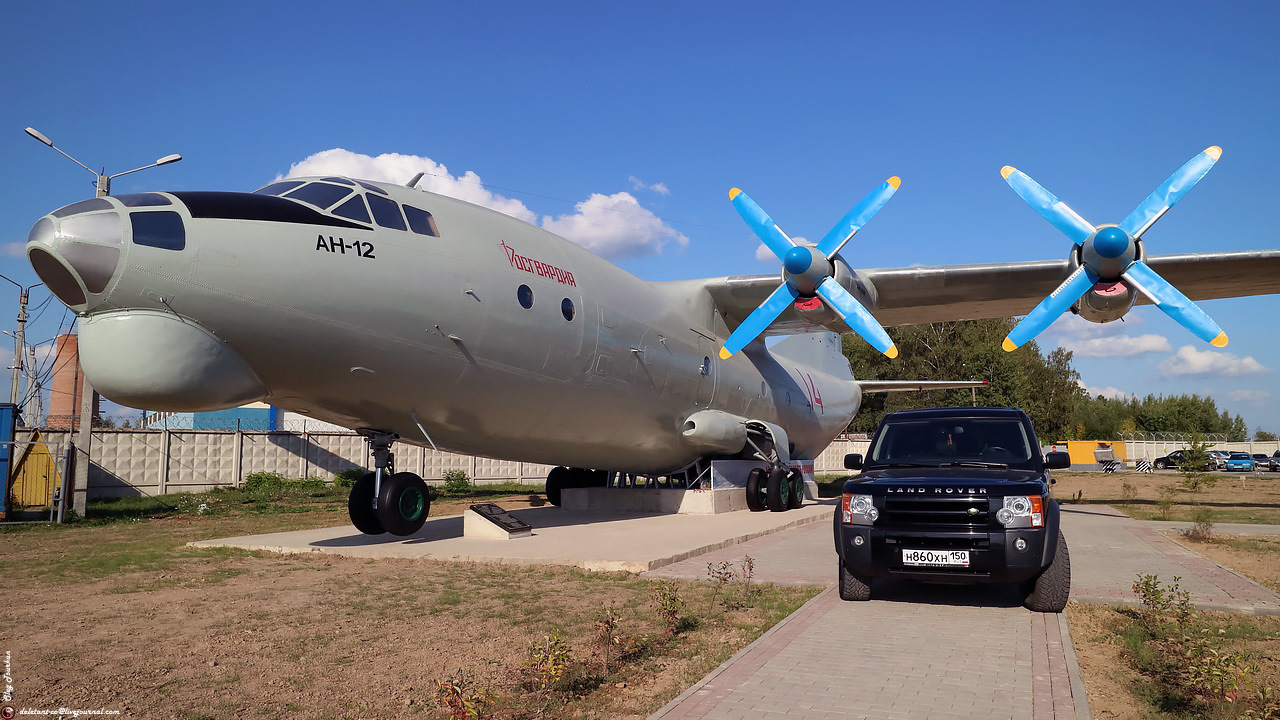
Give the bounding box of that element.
[0,274,43,419]
[24,127,182,516]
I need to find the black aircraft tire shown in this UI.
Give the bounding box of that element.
[766,467,788,512]
[838,560,872,601]
[787,470,804,510]
[376,472,431,537]
[347,472,385,535]
[745,468,767,512]
[1022,531,1071,613]
[546,466,569,507]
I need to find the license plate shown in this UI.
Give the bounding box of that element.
[901,549,969,567]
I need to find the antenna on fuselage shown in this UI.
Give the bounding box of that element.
[405,172,424,189]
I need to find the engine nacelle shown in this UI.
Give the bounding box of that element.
[680,410,749,455]
[1069,241,1141,324]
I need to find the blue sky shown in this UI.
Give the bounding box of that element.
[2,1,1278,433]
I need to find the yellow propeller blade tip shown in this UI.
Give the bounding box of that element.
[719,347,733,360]
[1211,331,1228,347]
[887,176,901,189]
[728,188,741,200]
[1001,337,1019,352]
[884,344,899,359]
[1000,166,1016,179]
[1206,146,1223,161]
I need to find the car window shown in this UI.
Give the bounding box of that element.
[868,417,1034,468]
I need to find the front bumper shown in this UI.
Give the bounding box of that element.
[836,515,1051,585]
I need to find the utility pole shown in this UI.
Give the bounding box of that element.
[0,275,41,424]
[24,127,182,516]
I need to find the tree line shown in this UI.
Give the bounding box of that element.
[841,318,1250,442]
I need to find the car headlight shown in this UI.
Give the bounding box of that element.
[841,493,878,525]
[997,495,1044,528]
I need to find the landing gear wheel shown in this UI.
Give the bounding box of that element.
[347,472,385,535]
[745,468,767,512]
[1022,531,1071,613]
[766,467,789,512]
[787,469,804,509]
[376,472,431,537]
[546,466,569,507]
[838,560,872,601]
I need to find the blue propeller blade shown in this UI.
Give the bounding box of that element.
[815,277,897,358]
[1002,264,1100,351]
[729,188,795,261]
[1001,166,1097,245]
[815,176,901,259]
[1122,260,1228,347]
[719,283,799,359]
[1119,146,1222,239]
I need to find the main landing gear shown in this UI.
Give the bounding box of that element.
[347,432,431,536]
[545,466,608,507]
[745,466,804,513]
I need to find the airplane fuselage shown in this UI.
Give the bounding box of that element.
[28,178,860,474]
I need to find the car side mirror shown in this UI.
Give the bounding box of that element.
[844,453,863,470]
[1044,452,1070,470]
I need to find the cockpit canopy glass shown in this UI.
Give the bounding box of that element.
[283,182,353,210]
[251,178,440,236]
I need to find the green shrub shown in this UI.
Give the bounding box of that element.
[243,471,288,492]
[333,468,364,488]
[442,469,472,493]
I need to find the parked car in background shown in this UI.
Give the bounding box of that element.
[1225,452,1256,471]
[1252,453,1270,466]
[1153,450,1187,470]
[1207,450,1230,469]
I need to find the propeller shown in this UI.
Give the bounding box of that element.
[720,178,901,360]
[1000,146,1227,352]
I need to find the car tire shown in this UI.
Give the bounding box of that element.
[347,472,385,535]
[745,468,767,512]
[1022,531,1071,613]
[376,472,431,537]
[838,560,872,601]
[1154,459,1167,470]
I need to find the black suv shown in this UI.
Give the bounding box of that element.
[833,407,1072,612]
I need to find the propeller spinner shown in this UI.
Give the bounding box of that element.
[720,178,901,360]
[999,146,1227,352]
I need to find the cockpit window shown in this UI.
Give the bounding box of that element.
[52,198,112,218]
[285,182,353,210]
[321,177,355,186]
[253,180,305,197]
[116,193,172,207]
[403,205,440,236]
[358,180,388,195]
[368,193,407,230]
[131,212,186,251]
[332,195,371,224]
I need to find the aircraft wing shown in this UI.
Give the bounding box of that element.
[704,250,1280,332]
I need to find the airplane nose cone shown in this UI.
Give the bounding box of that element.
[1092,226,1131,259]
[27,201,124,310]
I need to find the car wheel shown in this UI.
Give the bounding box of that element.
[838,560,872,601]
[1022,531,1071,613]
[1154,459,1167,470]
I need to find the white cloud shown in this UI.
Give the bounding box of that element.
[1157,345,1271,378]
[628,176,670,196]
[1226,389,1271,406]
[755,243,775,262]
[1065,333,1172,358]
[1078,382,1134,400]
[1,242,25,257]
[282,149,686,260]
[540,192,689,260]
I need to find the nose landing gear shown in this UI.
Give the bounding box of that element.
[347,432,431,536]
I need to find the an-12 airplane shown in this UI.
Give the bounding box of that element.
[24,143,1280,536]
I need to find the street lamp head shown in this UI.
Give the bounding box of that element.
[24,127,53,147]
[156,154,182,166]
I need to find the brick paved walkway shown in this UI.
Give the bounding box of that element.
[646,503,1280,719]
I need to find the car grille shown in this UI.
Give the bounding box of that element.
[881,496,991,529]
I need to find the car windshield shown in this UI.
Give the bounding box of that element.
[867,417,1036,469]
[1230,453,1250,460]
